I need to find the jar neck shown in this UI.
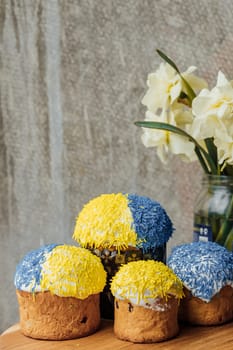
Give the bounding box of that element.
[202,174,233,187]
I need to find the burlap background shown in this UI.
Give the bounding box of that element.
[1,0,233,331]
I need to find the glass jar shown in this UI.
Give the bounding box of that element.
[193,175,233,251]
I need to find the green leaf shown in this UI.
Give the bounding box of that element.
[156,49,196,103]
[181,77,196,102]
[194,146,210,174]
[204,138,218,166]
[215,195,233,246]
[135,120,218,175]
[223,227,233,250]
[156,49,181,74]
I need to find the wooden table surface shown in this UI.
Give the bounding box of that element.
[1,320,233,350]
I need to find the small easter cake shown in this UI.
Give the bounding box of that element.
[110,260,183,343]
[72,193,174,318]
[168,241,233,325]
[14,244,106,340]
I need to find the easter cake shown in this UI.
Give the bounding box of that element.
[110,260,183,343]
[168,241,233,325]
[14,244,106,340]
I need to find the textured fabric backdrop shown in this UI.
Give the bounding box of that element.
[1,0,233,331]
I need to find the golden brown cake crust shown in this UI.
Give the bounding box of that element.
[179,285,233,325]
[16,290,101,340]
[113,297,179,343]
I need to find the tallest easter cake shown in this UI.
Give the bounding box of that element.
[73,192,173,259]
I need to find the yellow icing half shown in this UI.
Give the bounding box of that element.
[72,193,137,249]
[111,260,183,303]
[40,245,106,299]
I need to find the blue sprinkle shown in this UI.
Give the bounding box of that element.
[167,241,233,301]
[127,194,174,252]
[14,244,61,292]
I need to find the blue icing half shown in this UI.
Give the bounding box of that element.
[127,193,174,252]
[14,244,60,292]
[167,241,233,302]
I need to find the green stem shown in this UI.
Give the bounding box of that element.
[204,138,218,167]
[194,146,210,174]
[215,194,233,246]
[224,227,233,251]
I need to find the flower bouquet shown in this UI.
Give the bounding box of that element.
[135,50,233,250]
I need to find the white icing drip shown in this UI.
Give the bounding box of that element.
[20,283,45,293]
[114,291,170,312]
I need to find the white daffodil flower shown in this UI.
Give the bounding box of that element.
[214,126,233,165]
[141,109,196,163]
[141,63,180,112]
[141,63,207,113]
[190,112,226,140]
[191,71,233,166]
[192,71,233,140]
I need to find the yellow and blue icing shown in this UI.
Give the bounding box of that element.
[167,241,233,302]
[72,193,173,252]
[110,260,183,306]
[14,244,107,299]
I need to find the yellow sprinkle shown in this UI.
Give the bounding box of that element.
[40,245,106,299]
[72,193,137,249]
[111,260,184,302]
